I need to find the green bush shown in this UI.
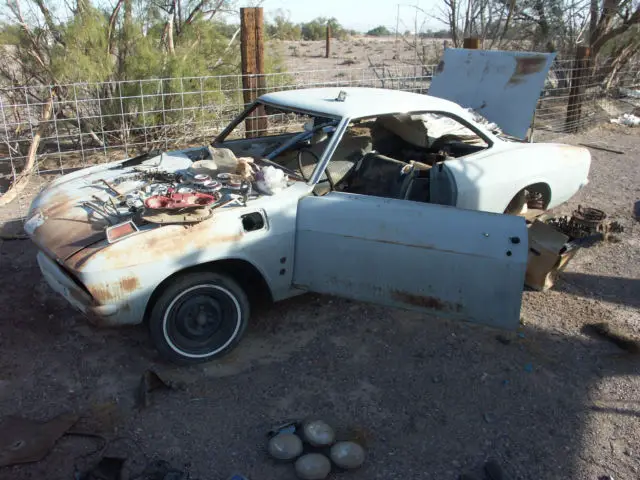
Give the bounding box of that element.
[267,15,302,40]
[0,1,288,150]
[300,17,347,41]
[366,26,391,37]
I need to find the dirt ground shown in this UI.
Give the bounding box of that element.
[0,124,639,480]
[269,37,446,72]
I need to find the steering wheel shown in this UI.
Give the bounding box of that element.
[430,134,463,153]
[297,149,335,191]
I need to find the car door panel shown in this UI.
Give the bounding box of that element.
[293,192,527,329]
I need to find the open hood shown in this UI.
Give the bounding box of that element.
[429,49,556,139]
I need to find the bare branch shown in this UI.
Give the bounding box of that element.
[107,0,125,55]
[592,5,640,54]
[213,26,241,68]
[33,0,65,46]
[185,0,226,26]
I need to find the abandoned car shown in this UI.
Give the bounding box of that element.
[25,87,591,364]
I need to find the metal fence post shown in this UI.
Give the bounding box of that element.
[565,46,591,133]
[326,23,331,59]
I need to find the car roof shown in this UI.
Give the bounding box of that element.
[258,87,469,119]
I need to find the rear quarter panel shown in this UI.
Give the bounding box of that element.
[447,142,590,213]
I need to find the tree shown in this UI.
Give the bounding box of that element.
[0,0,281,202]
[366,25,392,36]
[300,17,347,40]
[266,11,301,40]
[588,0,640,87]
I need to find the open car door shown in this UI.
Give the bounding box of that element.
[293,193,527,329]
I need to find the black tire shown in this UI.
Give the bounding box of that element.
[149,272,249,365]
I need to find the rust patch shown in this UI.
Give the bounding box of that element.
[508,55,547,85]
[87,275,141,303]
[41,190,73,217]
[86,217,244,271]
[120,276,140,293]
[87,285,112,303]
[391,290,462,313]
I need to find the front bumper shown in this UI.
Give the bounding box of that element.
[37,252,120,325]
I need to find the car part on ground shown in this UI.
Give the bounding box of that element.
[295,454,332,480]
[329,442,366,469]
[525,206,624,291]
[268,433,304,461]
[136,369,185,409]
[265,418,366,478]
[0,412,78,467]
[302,420,335,447]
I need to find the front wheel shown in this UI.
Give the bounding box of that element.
[148,272,249,365]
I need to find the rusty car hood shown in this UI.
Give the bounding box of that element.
[24,152,194,261]
[25,164,125,261]
[429,49,556,139]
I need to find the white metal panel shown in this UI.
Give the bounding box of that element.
[446,142,591,213]
[294,192,528,329]
[259,87,471,120]
[429,49,556,139]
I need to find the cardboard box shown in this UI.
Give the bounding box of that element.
[525,219,577,291]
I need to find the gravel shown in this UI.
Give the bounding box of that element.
[0,124,638,480]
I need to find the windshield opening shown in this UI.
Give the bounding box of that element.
[214,102,340,179]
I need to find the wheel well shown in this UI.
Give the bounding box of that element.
[504,182,551,214]
[143,259,273,323]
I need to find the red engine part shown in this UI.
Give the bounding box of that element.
[144,192,218,210]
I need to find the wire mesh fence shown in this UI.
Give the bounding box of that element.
[0,56,638,184]
[535,58,640,133]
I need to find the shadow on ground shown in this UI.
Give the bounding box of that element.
[0,218,27,238]
[0,240,637,480]
[555,271,640,309]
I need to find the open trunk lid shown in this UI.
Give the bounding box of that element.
[429,49,556,139]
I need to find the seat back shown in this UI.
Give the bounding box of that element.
[347,152,407,198]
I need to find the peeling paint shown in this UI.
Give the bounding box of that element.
[508,55,547,85]
[24,212,45,235]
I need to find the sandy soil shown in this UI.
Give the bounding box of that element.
[0,124,639,480]
[269,37,446,72]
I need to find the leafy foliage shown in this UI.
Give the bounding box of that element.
[266,13,302,40]
[366,26,392,36]
[0,0,286,151]
[300,17,347,41]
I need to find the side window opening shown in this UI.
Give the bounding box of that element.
[328,112,488,205]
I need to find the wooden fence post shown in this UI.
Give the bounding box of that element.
[240,7,266,138]
[463,37,480,49]
[565,45,591,133]
[326,23,331,58]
